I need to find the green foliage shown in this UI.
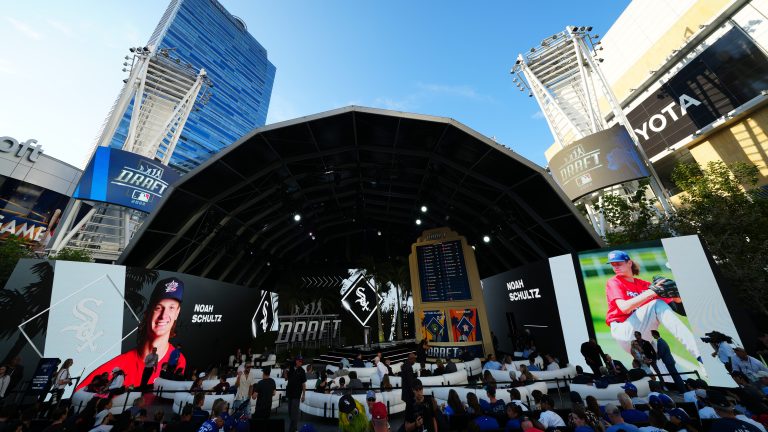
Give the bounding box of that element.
[669,161,768,316]
[0,235,33,288]
[48,247,93,262]
[594,180,673,245]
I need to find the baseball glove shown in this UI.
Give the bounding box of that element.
[650,275,679,298]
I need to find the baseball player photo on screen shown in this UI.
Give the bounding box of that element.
[578,236,745,387]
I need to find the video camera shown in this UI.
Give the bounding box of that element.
[701,330,733,344]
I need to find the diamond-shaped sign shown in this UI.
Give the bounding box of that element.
[251,291,278,337]
[340,275,382,327]
[456,316,474,342]
[426,316,445,339]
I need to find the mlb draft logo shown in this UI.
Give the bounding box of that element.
[575,173,593,187]
[165,280,179,292]
[132,190,151,203]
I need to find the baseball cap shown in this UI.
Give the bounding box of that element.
[338,394,355,414]
[366,390,376,400]
[669,408,690,422]
[658,393,674,407]
[370,402,387,420]
[150,277,184,304]
[648,395,661,406]
[621,382,637,392]
[606,250,630,263]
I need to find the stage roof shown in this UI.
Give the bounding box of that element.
[119,106,601,288]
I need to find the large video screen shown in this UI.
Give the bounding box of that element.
[0,259,276,398]
[577,236,743,387]
[0,176,70,244]
[73,147,180,213]
[416,240,471,302]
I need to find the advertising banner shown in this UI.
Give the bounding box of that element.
[481,260,568,361]
[449,308,481,342]
[626,27,768,158]
[73,147,180,213]
[29,358,61,396]
[576,236,743,387]
[0,177,69,244]
[419,310,448,343]
[549,125,649,200]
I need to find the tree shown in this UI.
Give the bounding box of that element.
[669,161,768,316]
[0,235,33,288]
[593,180,674,245]
[47,247,92,262]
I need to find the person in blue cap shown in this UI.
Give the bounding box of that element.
[76,277,187,391]
[603,250,700,364]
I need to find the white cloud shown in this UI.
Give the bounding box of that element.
[417,82,493,102]
[372,97,414,112]
[46,19,72,36]
[5,17,43,40]
[531,110,545,120]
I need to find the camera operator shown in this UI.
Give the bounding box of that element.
[704,332,736,372]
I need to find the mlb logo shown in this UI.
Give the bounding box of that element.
[576,173,592,187]
[132,190,151,202]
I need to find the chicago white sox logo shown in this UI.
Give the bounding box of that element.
[354,286,370,311]
[61,298,104,353]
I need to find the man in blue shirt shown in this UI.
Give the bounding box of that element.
[482,386,506,415]
[197,415,224,432]
[482,354,502,371]
[605,404,640,432]
[651,330,685,393]
[527,356,541,372]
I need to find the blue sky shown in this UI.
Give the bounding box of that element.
[0,1,630,168]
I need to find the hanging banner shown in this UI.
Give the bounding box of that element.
[449,308,481,342]
[420,310,448,342]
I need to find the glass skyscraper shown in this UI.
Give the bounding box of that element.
[109,0,276,172]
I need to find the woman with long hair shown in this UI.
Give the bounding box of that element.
[51,359,73,406]
[380,375,393,392]
[466,392,483,418]
[76,278,187,391]
[443,389,466,417]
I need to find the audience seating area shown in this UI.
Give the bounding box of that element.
[570,376,652,404]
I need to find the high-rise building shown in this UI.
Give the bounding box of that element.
[109,0,276,172]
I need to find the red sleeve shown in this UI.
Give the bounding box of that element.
[606,277,626,308]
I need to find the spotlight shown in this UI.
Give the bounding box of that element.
[377,231,382,236]
[293,214,301,222]
[129,47,136,53]
[483,235,491,243]
[586,26,593,31]
[421,205,428,213]
[123,79,129,83]
[471,245,476,250]
[415,219,422,225]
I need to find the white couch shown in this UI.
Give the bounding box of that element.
[570,377,652,405]
[348,366,378,384]
[530,364,578,390]
[71,390,144,414]
[300,390,405,418]
[460,358,483,377]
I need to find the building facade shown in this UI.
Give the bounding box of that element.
[108,0,276,172]
[0,136,80,245]
[547,0,768,196]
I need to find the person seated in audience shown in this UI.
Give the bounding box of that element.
[212,376,230,395]
[87,372,110,393]
[640,409,669,432]
[544,354,560,371]
[332,377,347,395]
[433,359,446,376]
[605,403,640,432]
[473,413,501,431]
[521,419,544,432]
[618,392,649,424]
[527,355,541,372]
[190,392,209,425]
[351,353,365,368]
[622,382,648,405]
[530,389,544,411]
[382,358,393,376]
[683,378,700,405]
[695,389,719,419]
[381,375,393,392]
[466,392,484,418]
[305,364,317,380]
[709,390,765,432]
[340,357,351,370]
[667,408,695,432]
[572,365,595,384]
[730,371,768,415]
[483,354,503,371]
[347,371,364,394]
[442,389,467,417]
[504,403,524,432]
[482,370,497,387]
[605,355,628,379]
[647,394,674,415]
[483,386,506,415]
[159,363,174,380]
[570,406,604,432]
[628,359,650,381]
[515,364,535,386]
[190,377,204,392]
[419,367,433,377]
[501,355,514,371]
[445,358,458,374]
[506,388,530,411]
[315,370,330,393]
[534,395,566,430]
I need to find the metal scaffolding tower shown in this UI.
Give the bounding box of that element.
[511,26,672,236]
[49,46,211,261]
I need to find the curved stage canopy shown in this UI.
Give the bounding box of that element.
[119,106,601,288]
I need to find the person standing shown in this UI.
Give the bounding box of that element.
[141,347,159,392]
[252,367,276,419]
[0,366,10,399]
[581,339,607,376]
[635,332,662,380]
[286,355,306,432]
[168,344,182,373]
[416,339,428,370]
[233,363,255,413]
[651,330,685,393]
[401,353,416,410]
[51,359,73,406]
